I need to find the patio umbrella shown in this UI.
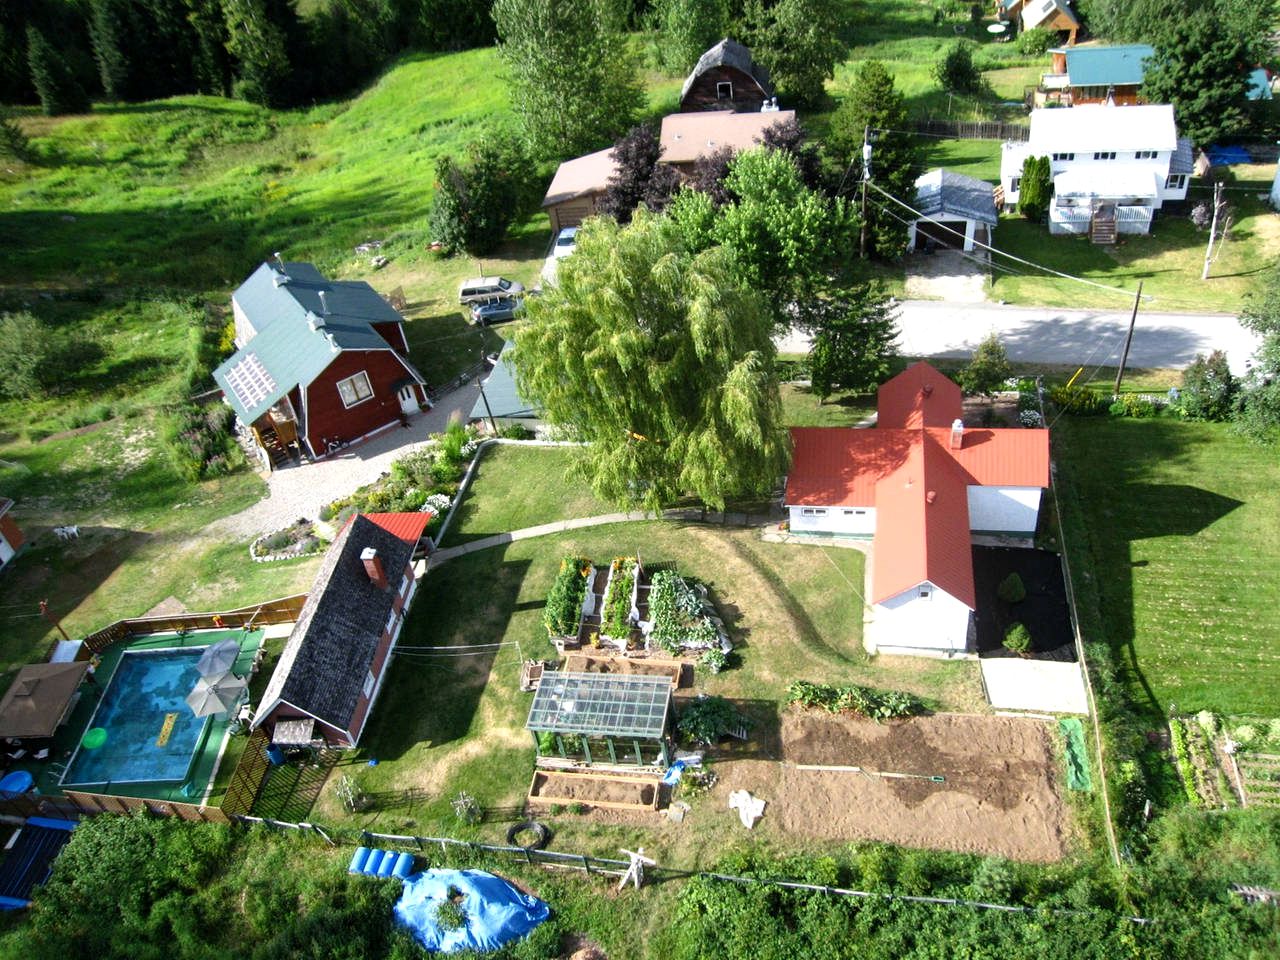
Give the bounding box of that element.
[186,674,248,718]
[195,638,242,679]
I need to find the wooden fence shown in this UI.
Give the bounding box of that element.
[81,594,307,655]
[222,729,272,817]
[914,119,1029,141]
[61,790,229,822]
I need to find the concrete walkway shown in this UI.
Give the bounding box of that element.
[211,381,483,538]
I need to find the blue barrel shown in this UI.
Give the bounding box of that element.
[376,851,396,878]
[392,852,414,879]
[348,847,371,874]
[363,849,385,875]
[266,745,285,766]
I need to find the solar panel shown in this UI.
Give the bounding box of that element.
[223,353,277,414]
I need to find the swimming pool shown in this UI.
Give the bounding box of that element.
[62,649,213,787]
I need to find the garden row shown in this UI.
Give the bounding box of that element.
[1168,711,1280,810]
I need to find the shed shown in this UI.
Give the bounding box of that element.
[0,498,24,571]
[542,148,619,236]
[471,341,540,430]
[908,169,998,252]
[526,672,672,766]
[0,662,89,741]
[679,38,773,113]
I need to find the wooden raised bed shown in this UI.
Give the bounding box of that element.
[527,769,660,812]
[561,652,687,688]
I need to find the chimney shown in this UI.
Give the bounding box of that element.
[950,418,964,449]
[360,547,387,590]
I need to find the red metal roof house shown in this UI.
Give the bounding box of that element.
[0,498,25,571]
[214,261,429,469]
[784,362,1050,657]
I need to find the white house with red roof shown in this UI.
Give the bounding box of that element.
[784,362,1050,657]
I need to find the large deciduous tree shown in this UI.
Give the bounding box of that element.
[799,283,899,403]
[826,60,921,259]
[653,0,728,74]
[600,124,682,222]
[511,209,790,511]
[742,0,845,106]
[429,135,537,255]
[492,0,645,160]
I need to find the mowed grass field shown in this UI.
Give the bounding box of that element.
[1054,417,1280,716]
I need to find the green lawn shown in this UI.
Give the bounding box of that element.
[312,519,984,863]
[441,445,610,545]
[919,137,1003,184]
[1053,417,1280,716]
[780,382,878,426]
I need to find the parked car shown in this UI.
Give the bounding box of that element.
[552,227,578,260]
[470,296,523,326]
[459,276,524,304]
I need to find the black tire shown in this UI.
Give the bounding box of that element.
[505,820,551,850]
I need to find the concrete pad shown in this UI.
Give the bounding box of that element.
[981,658,1089,714]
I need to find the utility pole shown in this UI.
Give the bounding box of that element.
[1202,180,1225,280]
[1114,281,1143,396]
[859,126,871,260]
[39,598,70,643]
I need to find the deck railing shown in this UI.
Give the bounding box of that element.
[80,594,307,656]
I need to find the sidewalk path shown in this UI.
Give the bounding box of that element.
[211,381,483,538]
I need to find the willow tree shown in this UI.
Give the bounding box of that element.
[511,210,790,511]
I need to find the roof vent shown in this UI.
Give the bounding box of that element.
[318,290,330,315]
[272,251,290,285]
[307,311,326,332]
[325,332,340,354]
[926,490,937,504]
[950,418,964,450]
[922,384,934,397]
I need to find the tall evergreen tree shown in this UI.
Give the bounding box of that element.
[26,25,90,115]
[801,282,899,404]
[184,0,233,96]
[222,0,294,107]
[88,0,135,100]
[826,60,922,259]
[493,0,645,159]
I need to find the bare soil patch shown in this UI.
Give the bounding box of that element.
[710,710,1068,862]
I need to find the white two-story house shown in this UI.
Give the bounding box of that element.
[1000,104,1193,240]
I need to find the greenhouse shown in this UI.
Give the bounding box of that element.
[525,672,672,767]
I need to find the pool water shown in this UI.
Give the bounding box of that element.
[63,649,214,787]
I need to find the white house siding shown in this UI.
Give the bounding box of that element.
[967,486,1042,535]
[1001,148,1178,213]
[871,582,972,657]
[786,504,876,537]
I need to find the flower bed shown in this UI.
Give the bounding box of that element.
[250,519,325,562]
[544,555,591,637]
[647,570,722,655]
[600,557,638,641]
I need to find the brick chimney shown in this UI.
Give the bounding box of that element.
[360,547,387,590]
[950,418,964,450]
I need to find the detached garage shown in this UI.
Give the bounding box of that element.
[907,168,998,253]
[542,148,618,236]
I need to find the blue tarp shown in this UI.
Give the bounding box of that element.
[1206,145,1251,167]
[394,869,550,954]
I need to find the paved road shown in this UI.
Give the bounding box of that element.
[776,300,1260,376]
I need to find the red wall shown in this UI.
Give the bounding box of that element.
[0,514,24,552]
[304,350,413,454]
[372,321,409,354]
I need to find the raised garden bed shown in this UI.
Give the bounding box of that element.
[250,519,324,562]
[645,569,730,655]
[527,769,660,812]
[561,653,687,688]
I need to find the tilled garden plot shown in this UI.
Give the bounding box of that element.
[528,770,660,812]
[711,710,1069,862]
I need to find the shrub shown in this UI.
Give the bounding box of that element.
[1267,718,1280,743]
[1016,26,1054,56]
[0,112,30,163]
[1003,622,1032,655]
[1178,350,1237,421]
[1017,155,1051,222]
[1109,395,1158,418]
[699,648,728,674]
[996,572,1026,603]
[677,695,748,744]
[1233,724,1258,746]
[1018,409,1043,427]
[434,896,467,931]
[957,333,1012,395]
[428,137,537,255]
[543,555,590,636]
[1050,384,1108,416]
[498,423,534,440]
[786,680,924,721]
[1196,710,1218,736]
[934,42,982,95]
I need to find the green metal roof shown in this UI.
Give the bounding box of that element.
[526,672,671,740]
[214,262,406,425]
[470,341,537,421]
[1064,45,1153,88]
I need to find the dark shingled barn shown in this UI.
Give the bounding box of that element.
[679,38,774,113]
[252,514,423,748]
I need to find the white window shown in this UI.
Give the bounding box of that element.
[800,507,827,517]
[1165,174,1186,190]
[1010,177,1021,192]
[386,609,397,635]
[1052,152,1074,161]
[1093,151,1117,161]
[716,81,733,100]
[337,371,374,408]
[918,587,932,600]
[363,670,375,698]
[1135,150,1157,160]
[855,510,866,515]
